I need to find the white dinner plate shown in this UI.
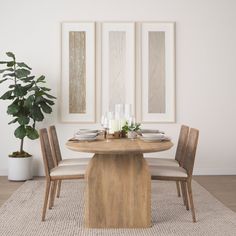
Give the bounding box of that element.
[75,133,98,139]
[76,129,99,134]
[140,129,161,134]
[140,136,171,142]
[75,136,97,141]
[142,133,164,139]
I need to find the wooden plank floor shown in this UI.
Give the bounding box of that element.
[194,175,236,212]
[0,176,236,213]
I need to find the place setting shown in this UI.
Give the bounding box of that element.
[139,132,171,142]
[68,129,101,142]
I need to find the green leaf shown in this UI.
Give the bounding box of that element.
[0,61,9,64]
[43,92,56,99]
[0,90,13,100]
[35,96,44,104]
[26,126,39,140]
[16,62,32,70]
[44,98,55,106]
[7,61,15,67]
[24,95,34,108]
[21,76,35,82]
[28,86,39,92]
[23,83,34,91]
[14,125,26,139]
[40,102,52,113]
[0,68,14,73]
[18,116,30,125]
[30,105,44,121]
[14,84,27,97]
[6,52,15,59]
[40,87,51,91]
[3,73,15,78]
[36,75,45,82]
[7,103,20,115]
[8,118,18,125]
[35,90,44,96]
[0,78,8,84]
[15,68,31,78]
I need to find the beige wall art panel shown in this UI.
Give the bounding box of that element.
[141,22,175,122]
[101,23,135,115]
[148,31,166,113]
[108,31,126,110]
[69,31,86,114]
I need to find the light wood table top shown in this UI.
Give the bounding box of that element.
[66,136,173,154]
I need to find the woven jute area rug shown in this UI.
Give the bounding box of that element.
[0,180,236,236]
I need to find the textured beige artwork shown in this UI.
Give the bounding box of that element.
[148,32,166,113]
[108,31,126,110]
[69,31,86,114]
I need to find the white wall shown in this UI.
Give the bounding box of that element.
[0,0,236,176]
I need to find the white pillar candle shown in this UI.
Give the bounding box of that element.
[109,119,120,134]
[115,104,124,119]
[124,104,131,119]
[119,118,127,130]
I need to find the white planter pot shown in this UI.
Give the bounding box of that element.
[8,156,33,181]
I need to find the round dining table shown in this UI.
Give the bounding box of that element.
[66,136,173,228]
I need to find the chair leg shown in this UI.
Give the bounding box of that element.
[186,179,196,222]
[180,182,186,206]
[42,180,51,221]
[51,180,58,207]
[176,181,181,197]
[184,181,189,211]
[56,180,62,198]
[181,181,189,210]
[49,181,56,209]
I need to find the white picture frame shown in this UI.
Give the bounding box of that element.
[101,22,135,115]
[139,22,175,123]
[61,22,95,123]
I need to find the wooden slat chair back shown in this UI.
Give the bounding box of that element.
[175,125,189,165]
[150,127,199,222]
[183,128,199,176]
[39,128,55,180]
[39,128,86,221]
[48,125,62,165]
[48,125,90,199]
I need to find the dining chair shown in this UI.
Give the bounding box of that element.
[39,128,85,221]
[149,128,199,222]
[145,125,189,197]
[48,125,90,198]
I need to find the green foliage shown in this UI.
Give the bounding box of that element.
[122,121,141,133]
[0,52,56,155]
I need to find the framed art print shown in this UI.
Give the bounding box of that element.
[61,22,95,122]
[140,22,175,122]
[101,22,135,115]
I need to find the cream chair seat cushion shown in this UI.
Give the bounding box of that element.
[50,165,86,177]
[145,157,179,167]
[59,158,91,166]
[149,165,188,178]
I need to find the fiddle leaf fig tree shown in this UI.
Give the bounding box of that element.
[0,52,56,157]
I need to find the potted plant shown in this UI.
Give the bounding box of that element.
[122,121,141,139]
[0,52,56,181]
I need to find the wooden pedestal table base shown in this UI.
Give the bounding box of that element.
[66,137,173,228]
[85,153,151,228]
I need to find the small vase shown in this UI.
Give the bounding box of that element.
[127,131,137,139]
